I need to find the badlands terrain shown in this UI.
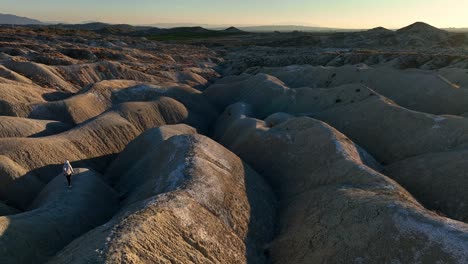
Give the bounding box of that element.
[1,22,468,263]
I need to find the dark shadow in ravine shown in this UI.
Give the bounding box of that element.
[42,91,74,102]
[0,154,119,214]
[0,153,121,263]
[241,162,278,264]
[111,87,219,134]
[28,121,73,138]
[0,166,119,264]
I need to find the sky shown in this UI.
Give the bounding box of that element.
[1,0,468,29]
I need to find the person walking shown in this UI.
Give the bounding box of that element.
[63,160,74,189]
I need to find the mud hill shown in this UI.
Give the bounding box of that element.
[366,26,392,34]
[1,21,468,264]
[398,21,446,34]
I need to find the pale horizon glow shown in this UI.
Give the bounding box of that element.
[1,0,468,29]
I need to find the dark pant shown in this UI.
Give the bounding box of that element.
[66,174,71,186]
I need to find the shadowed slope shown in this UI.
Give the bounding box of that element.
[0,155,44,210]
[30,80,218,129]
[0,169,118,264]
[205,74,468,164]
[56,61,164,87]
[0,116,71,138]
[385,150,468,223]
[312,95,468,163]
[214,107,468,263]
[0,202,19,216]
[0,65,33,84]
[105,124,197,187]
[0,82,52,117]
[3,60,77,92]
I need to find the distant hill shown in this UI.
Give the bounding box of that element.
[235,25,356,32]
[395,22,450,46]
[397,22,447,34]
[141,24,352,32]
[140,26,249,41]
[444,28,468,33]
[0,13,43,25]
[365,27,393,34]
[223,27,245,33]
[56,22,148,31]
[58,22,111,31]
[260,22,466,49]
[144,23,226,28]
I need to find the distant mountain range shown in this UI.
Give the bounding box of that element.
[231,25,358,32]
[0,13,43,25]
[444,28,468,33]
[0,13,354,32]
[264,22,468,49]
[144,24,352,32]
[2,13,468,34]
[43,23,248,41]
